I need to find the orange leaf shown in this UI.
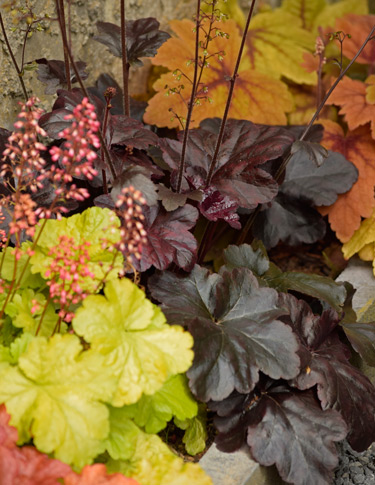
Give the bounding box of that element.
[335,14,375,65]
[64,464,139,485]
[327,75,375,139]
[318,120,375,242]
[144,19,293,128]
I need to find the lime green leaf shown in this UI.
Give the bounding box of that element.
[30,207,123,293]
[175,405,208,456]
[125,375,198,434]
[0,316,21,347]
[105,406,142,461]
[0,333,34,365]
[313,0,368,31]
[4,288,61,337]
[1,243,44,289]
[107,431,212,485]
[0,334,116,467]
[73,278,194,406]
[246,10,316,85]
[342,210,375,266]
[281,0,325,30]
[202,0,246,27]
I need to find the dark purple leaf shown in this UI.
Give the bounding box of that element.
[291,140,328,167]
[160,120,294,211]
[109,115,159,148]
[223,243,270,277]
[213,387,347,485]
[199,186,240,229]
[39,89,106,138]
[35,58,88,95]
[149,266,301,401]
[111,166,158,206]
[157,184,202,212]
[282,149,358,206]
[253,192,326,249]
[280,293,375,452]
[132,203,198,272]
[94,19,170,66]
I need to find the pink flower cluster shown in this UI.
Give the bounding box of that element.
[1,98,47,193]
[115,187,147,262]
[44,235,94,323]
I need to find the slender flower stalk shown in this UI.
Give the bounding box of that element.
[120,0,130,116]
[205,0,257,186]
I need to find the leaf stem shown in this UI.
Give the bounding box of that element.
[237,25,375,246]
[120,0,130,116]
[176,0,202,193]
[205,0,257,186]
[62,40,118,180]
[0,12,29,102]
[55,0,71,90]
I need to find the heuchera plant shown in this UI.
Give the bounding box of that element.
[1,0,375,484]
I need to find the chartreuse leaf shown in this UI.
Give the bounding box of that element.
[73,278,194,406]
[0,333,33,366]
[125,374,198,434]
[4,288,61,337]
[281,0,325,30]
[342,210,375,275]
[30,207,123,293]
[107,431,212,485]
[104,406,142,461]
[175,404,208,456]
[201,0,246,27]
[0,334,116,468]
[282,0,368,32]
[245,10,316,85]
[1,242,44,289]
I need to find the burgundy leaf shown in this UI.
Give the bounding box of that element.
[35,58,88,95]
[253,192,326,249]
[199,186,240,229]
[223,243,270,277]
[111,166,158,206]
[160,119,294,210]
[133,203,198,272]
[39,89,106,139]
[213,388,347,485]
[149,266,301,401]
[94,19,170,66]
[109,115,159,149]
[280,293,375,452]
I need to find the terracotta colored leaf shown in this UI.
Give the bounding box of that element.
[313,0,368,32]
[327,75,375,139]
[245,10,316,84]
[335,14,375,65]
[64,464,138,485]
[144,19,294,129]
[317,120,375,242]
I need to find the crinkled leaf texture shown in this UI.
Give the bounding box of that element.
[0,403,71,484]
[131,203,199,272]
[106,430,212,485]
[280,293,375,451]
[124,374,198,434]
[30,207,123,293]
[212,387,347,485]
[0,334,116,468]
[149,265,301,402]
[73,278,194,406]
[94,19,170,66]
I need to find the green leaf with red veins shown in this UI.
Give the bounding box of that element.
[149,266,301,402]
